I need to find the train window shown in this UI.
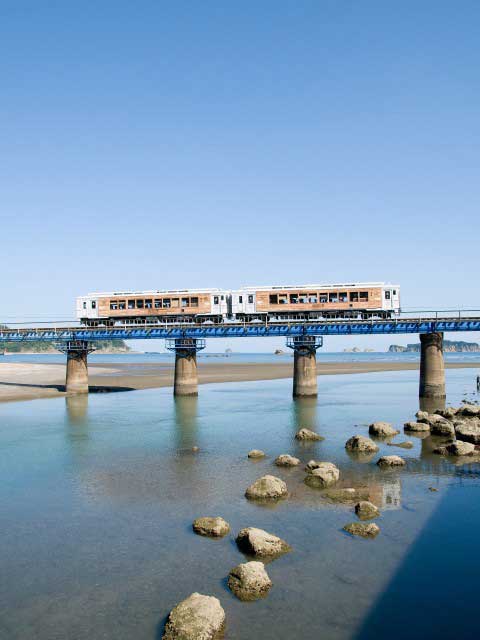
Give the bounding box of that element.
[319,293,328,303]
[221,295,224,301]
[154,299,161,308]
[128,300,135,309]
[91,301,96,309]
[290,294,299,304]
[191,297,199,307]
[181,298,189,307]
[136,299,144,309]
[339,292,348,302]
[299,295,308,303]
[145,299,153,308]
[393,289,397,295]
[329,292,338,303]
[171,298,179,307]
[110,301,118,310]
[309,293,318,303]
[349,292,359,302]
[163,298,171,308]
[214,296,219,305]
[279,295,288,304]
[248,295,254,304]
[360,292,369,301]
[119,301,126,310]
[269,294,278,304]
[83,301,87,309]
[385,291,391,300]
[238,295,243,304]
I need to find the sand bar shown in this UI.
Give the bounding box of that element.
[0,360,479,404]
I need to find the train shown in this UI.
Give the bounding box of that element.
[76,282,401,326]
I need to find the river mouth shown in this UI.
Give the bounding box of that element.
[1,368,479,639]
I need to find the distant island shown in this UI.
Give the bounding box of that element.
[1,339,130,354]
[389,340,480,353]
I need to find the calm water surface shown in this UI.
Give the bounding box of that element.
[1,368,480,639]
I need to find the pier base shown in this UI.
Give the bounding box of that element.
[166,338,206,396]
[57,341,95,395]
[287,335,323,398]
[419,332,446,399]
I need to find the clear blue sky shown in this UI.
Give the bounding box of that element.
[1,1,479,351]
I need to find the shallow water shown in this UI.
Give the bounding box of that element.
[1,369,479,639]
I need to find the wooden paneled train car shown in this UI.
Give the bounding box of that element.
[77,283,400,326]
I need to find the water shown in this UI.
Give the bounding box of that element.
[1,369,479,639]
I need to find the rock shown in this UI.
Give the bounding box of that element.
[295,428,323,441]
[387,441,414,449]
[236,527,291,557]
[430,421,455,437]
[416,410,429,421]
[245,475,287,500]
[192,446,200,453]
[355,501,380,520]
[192,517,230,538]
[455,422,480,444]
[368,422,400,437]
[227,561,272,601]
[345,435,379,453]
[404,421,430,432]
[440,407,458,419]
[377,455,406,467]
[461,405,480,417]
[429,487,438,492]
[304,462,340,488]
[433,440,475,457]
[163,592,225,640]
[274,454,300,467]
[305,459,323,471]
[248,449,266,459]
[322,487,370,503]
[343,522,380,538]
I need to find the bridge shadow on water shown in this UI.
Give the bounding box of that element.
[355,481,480,640]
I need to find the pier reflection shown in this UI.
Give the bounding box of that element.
[65,394,89,425]
[174,396,199,451]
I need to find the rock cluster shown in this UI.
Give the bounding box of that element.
[228,561,272,601]
[192,516,230,538]
[236,527,291,557]
[245,475,288,500]
[163,592,225,640]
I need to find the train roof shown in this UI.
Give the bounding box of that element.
[239,282,399,291]
[79,288,224,298]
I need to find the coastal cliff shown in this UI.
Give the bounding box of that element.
[389,340,480,353]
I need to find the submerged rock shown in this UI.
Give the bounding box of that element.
[248,449,266,459]
[245,475,288,500]
[404,421,430,432]
[274,454,300,467]
[343,522,380,538]
[368,422,400,437]
[192,517,230,538]
[355,501,380,520]
[163,592,225,640]
[455,423,480,444]
[304,462,340,488]
[345,435,379,453]
[387,441,414,449]
[228,561,272,601]
[295,428,324,441]
[322,487,370,503]
[433,440,475,457]
[236,527,291,557]
[377,455,406,467]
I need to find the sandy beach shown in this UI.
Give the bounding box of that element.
[0,359,479,404]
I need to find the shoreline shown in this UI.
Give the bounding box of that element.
[0,360,479,404]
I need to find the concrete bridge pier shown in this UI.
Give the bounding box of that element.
[419,332,446,400]
[57,341,95,395]
[166,338,206,396]
[286,335,323,398]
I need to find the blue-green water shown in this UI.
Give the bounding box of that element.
[1,369,479,639]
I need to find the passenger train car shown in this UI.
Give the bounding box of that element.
[77,283,400,326]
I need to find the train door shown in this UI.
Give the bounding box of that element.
[244,292,256,316]
[383,288,393,311]
[211,293,229,319]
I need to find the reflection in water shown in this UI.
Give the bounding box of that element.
[174,396,199,451]
[419,396,446,414]
[293,397,318,431]
[65,394,89,425]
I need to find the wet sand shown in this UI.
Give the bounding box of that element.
[0,360,479,404]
